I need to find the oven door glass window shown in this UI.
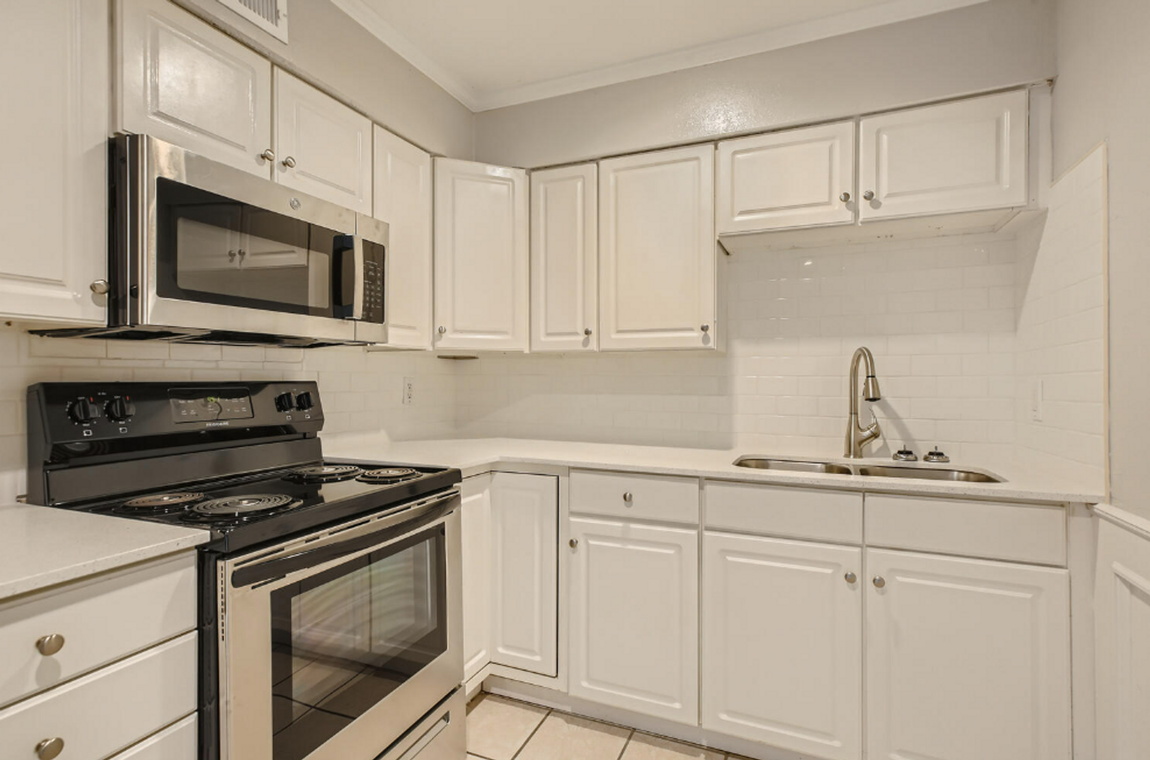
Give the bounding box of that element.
[269,526,447,760]
[154,178,355,318]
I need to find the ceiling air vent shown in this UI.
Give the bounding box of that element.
[217,0,288,43]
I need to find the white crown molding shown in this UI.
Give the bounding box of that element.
[329,0,483,110]
[335,0,989,114]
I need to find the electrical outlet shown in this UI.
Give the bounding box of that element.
[1030,379,1043,422]
[403,377,414,406]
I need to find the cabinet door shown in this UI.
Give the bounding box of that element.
[717,121,856,234]
[117,0,273,177]
[569,517,698,724]
[859,90,1028,221]
[490,473,558,676]
[531,164,598,352]
[374,127,433,349]
[0,0,108,325]
[866,549,1070,760]
[433,158,529,351]
[461,474,492,682]
[599,145,715,350]
[702,533,861,760]
[274,68,373,212]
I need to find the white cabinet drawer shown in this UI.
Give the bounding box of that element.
[111,714,196,760]
[0,551,197,707]
[865,494,1065,566]
[0,632,197,760]
[570,470,698,524]
[705,481,862,544]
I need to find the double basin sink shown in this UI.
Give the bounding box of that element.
[733,456,1003,483]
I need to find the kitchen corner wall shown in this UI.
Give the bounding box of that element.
[455,234,1022,465]
[1013,144,1108,495]
[0,330,455,503]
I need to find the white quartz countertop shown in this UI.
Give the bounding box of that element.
[321,435,1104,505]
[0,503,209,602]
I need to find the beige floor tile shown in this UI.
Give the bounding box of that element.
[621,733,723,760]
[517,713,631,760]
[466,695,549,760]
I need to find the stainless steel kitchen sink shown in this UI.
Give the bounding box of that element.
[732,456,1004,483]
[854,465,1002,483]
[732,457,854,475]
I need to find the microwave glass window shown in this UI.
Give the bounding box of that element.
[268,527,448,760]
[155,179,351,318]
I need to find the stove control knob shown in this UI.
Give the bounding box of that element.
[68,398,99,424]
[274,392,295,412]
[294,392,314,411]
[105,396,136,422]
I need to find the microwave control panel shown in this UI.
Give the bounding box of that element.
[362,238,385,323]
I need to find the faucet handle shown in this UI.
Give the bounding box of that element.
[923,446,950,463]
[892,445,917,462]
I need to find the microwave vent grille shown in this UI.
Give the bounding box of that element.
[217,0,288,43]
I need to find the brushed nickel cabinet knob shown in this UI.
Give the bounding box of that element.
[36,634,65,656]
[260,148,276,162]
[844,572,857,584]
[622,492,633,504]
[569,539,578,548]
[700,324,710,333]
[584,328,592,336]
[438,326,446,335]
[840,192,851,202]
[89,279,109,295]
[35,738,64,760]
[282,156,297,169]
[873,576,886,589]
[863,190,875,201]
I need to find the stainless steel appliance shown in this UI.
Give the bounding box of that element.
[26,381,464,760]
[35,135,387,347]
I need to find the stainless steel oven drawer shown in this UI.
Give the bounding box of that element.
[383,688,466,760]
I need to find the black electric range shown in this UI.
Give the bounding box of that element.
[26,381,464,760]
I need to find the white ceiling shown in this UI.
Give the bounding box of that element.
[332,0,989,111]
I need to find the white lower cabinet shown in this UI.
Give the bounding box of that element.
[461,474,493,682]
[490,473,559,676]
[702,532,861,760]
[111,714,196,760]
[865,548,1071,760]
[569,517,698,724]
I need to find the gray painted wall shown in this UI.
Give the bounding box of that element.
[170,0,474,158]
[1053,0,1150,515]
[474,0,1055,168]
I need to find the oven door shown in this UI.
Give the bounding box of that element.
[219,489,462,760]
[125,135,369,344]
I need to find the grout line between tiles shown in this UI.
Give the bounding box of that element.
[507,704,553,760]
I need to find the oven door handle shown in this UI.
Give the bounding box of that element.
[231,492,457,588]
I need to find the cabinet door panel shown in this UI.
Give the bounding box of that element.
[866,549,1070,760]
[0,0,108,324]
[274,69,372,212]
[117,0,273,177]
[461,475,492,681]
[434,158,529,351]
[702,533,861,760]
[490,473,558,676]
[717,121,856,233]
[374,127,433,349]
[859,90,1027,220]
[599,145,715,350]
[531,164,598,352]
[569,517,698,724]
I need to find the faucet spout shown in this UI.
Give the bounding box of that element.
[845,347,882,458]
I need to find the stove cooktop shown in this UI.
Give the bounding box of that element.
[78,459,459,553]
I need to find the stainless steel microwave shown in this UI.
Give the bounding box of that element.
[41,135,388,347]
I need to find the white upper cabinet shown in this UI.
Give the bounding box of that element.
[274,69,373,213]
[599,145,716,351]
[717,121,856,234]
[373,126,433,349]
[569,517,699,724]
[866,548,1070,760]
[434,158,529,352]
[489,473,559,677]
[117,0,274,177]
[702,533,862,760]
[859,90,1028,221]
[531,164,599,353]
[0,0,109,325]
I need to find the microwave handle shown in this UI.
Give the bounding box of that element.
[350,235,366,321]
[230,489,458,588]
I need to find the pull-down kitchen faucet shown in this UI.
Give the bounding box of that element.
[844,347,882,458]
